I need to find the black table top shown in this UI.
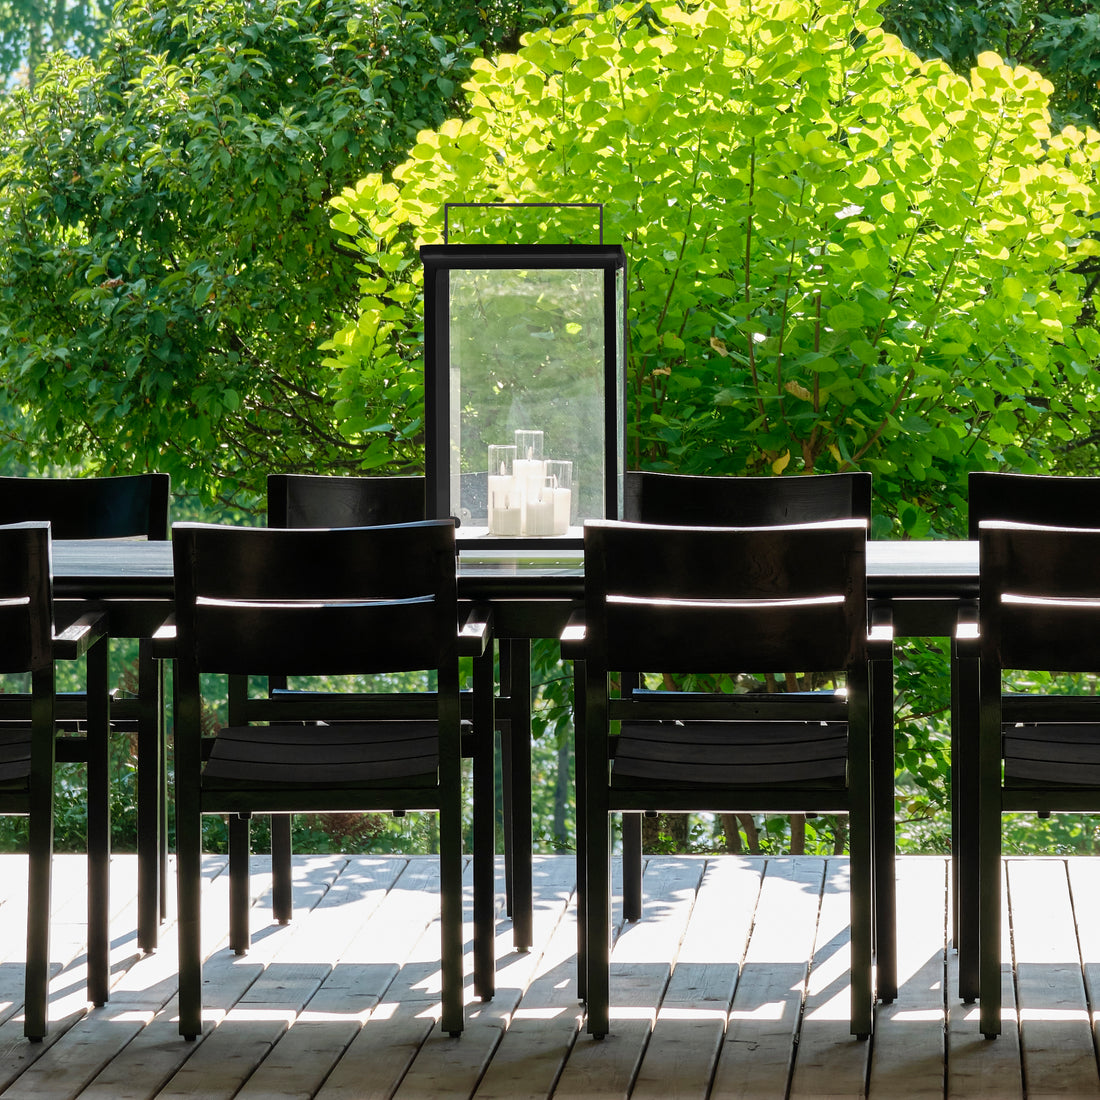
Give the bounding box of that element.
[50,538,980,603]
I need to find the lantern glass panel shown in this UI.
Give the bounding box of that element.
[449,266,603,538]
[423,245,626,548]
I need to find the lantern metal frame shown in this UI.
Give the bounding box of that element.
[422,242,628,550]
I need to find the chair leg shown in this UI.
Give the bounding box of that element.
[953,639,980,1002]
[585,799,611,1039]
[622,813,642,922]
[977,665,1002,1039]
[175,690,204,1040]
[136,639,162,953]
[439,769,465,1036]
[86,636,111,1007]
[507,640,533,953]
[871,652,896,1003]
[472,646,496,1000]
[572,659,587,1004]
[271,815,293,925]
[229,815,251,955]
[582,664,610,1040]
[25,680,54,1041]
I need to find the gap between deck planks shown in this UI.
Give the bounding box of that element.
[1,853,1099,1098]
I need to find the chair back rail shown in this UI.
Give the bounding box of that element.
[584,518,868,673]
[0,473,169,540]
[624,470,872,526]
[267,473,425,529]
[968,471,1100,538]
[980,520,1100,671]
[173,520,458,675]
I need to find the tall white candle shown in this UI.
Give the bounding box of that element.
[551,488,572,535]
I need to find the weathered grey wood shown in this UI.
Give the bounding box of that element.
[1068,858,1100,1076]
[711,857,825,1099]
[1009,858,1100,1099]
[867,857,948,1097]
[947,851,1023,1099]
[633,857,763,1100]
[8,854,1100,1097]
[789,859,872,1099]
[552,858,705,1100]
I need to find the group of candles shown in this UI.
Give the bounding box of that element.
[487,430,573,537]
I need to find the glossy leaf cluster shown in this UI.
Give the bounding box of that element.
[329,0,1100,538]
[0,0,469,501]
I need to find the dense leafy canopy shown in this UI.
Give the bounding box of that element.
[329,0,1100,538]
[881,0,1100,129]
[0,0,479,502]
[0,0,110,89]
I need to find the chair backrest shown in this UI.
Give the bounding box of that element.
[0,474,170,540]
[979,519,1100,672]
[0,522,52,673]
[266,474,425,529]
[172,520,458,677]
[967,472,1100,538]
[624,470,872,526]
[583,518,868,675]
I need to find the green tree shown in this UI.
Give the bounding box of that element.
[328,0,1100,539]
[0,0,110,89]
[880,0,1100,129]
[326,0,1100,851]
[0,0,476,503]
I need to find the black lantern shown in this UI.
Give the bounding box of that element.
[422,242,628,548]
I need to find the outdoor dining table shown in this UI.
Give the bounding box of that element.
[49,536,980,954]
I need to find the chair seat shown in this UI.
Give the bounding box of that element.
[0,727,30,786]
[1004,723,1100,786]
[611,720,849,788]
[202,722,440,789]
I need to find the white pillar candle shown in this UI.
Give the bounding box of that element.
[490,503,522,536]
[525,496,555,536]
[488,474,519,535]
[551,488,572,536]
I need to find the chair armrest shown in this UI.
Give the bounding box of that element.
[458,603,492,658]
[53,611,108,660]
[560,610,586,662]
[954,602,979,659]
[150,614,177,660]
[867,605,893,662]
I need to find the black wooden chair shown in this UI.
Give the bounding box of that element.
[0,521,110,1038]
[0,474,170,953]
[959,515,1100,1037]
[171,519,486,1039]
[952,471,1100,1004]
[260,473,426,924]
[618,471,892,990]
[566,518,890,1039]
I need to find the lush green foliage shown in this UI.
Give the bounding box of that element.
[0,0,477,503]
[881,0,1100,129]
[326,0,1100,853]
[0,0,110,89]
[328,0,1100,542]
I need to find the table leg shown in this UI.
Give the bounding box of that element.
[508,639,533,953]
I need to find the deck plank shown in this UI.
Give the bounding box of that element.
[1009,858,1100,1099]
[632,857,763,1100]
[712,856,825,1099]
[788,858,871,1100]
[552,857,705,1100]
[946,853,1023,1099]
[867,857,948,1098]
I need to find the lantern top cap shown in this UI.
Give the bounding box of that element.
[420,243,626,271]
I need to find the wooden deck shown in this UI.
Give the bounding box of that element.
[0,852,1098,1098]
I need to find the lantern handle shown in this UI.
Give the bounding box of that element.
[443,202,603,245]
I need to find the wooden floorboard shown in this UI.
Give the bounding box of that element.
[2,853,1100,1096]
